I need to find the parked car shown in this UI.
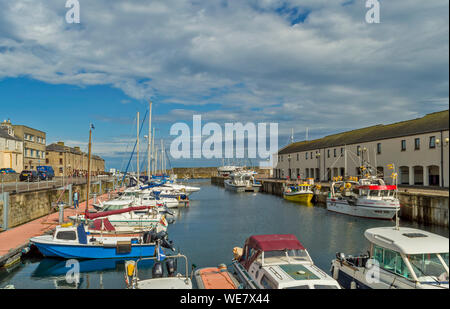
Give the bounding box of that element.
[20,170,39,182]
[37,166,55,180]
[0,168,16,174]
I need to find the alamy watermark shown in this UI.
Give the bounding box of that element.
[65,0,80,24]
[365,0,380,24]
[169,115,278,168]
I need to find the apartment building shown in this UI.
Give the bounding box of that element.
[12,123,46,170]
[274,110,449,187]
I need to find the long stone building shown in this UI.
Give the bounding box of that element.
[46,142,105,177]
[274,110,449,188]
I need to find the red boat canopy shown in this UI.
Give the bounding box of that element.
[246,234,305,251]
[85,206,153,220]
[355,185,397,191]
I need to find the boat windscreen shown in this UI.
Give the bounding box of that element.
[408,253,449,282]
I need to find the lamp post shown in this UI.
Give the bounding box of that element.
[315,152,320,182]
[436,135,449,187]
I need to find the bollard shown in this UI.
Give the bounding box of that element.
[58,203,65,224]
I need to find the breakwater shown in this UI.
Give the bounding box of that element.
[211,176,449,228]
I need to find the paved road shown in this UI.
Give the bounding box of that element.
[0,176,116,194]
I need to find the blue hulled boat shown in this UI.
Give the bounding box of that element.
[30,224,166,259]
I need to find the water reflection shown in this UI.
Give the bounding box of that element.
[0,178,448,289]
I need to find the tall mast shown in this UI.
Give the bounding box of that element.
[152,128,155,175]
[85,125,93,217]
[147,100,152,181]
[136,111,140,187]
[161,139,164,175]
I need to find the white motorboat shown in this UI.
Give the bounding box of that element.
[224,170,261,193]
[327,164,400,220]
[331,226,449,289]
[69,206,169,233]
[125,253,193,289]
[232,234,341,289]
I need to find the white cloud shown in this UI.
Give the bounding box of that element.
[0,0,448,153]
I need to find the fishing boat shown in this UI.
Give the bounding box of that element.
[194,264,241,289]
[29,224,167,259]
[330,226,449,289]
[224,170,261,193]
[231,234,341,289]
[283,180,314,203]
[326,163,400,220]
[125,253,193,289]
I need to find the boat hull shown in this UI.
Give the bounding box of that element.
[326,198,399,220]
[283,193,313,203]
[31,241,160,259]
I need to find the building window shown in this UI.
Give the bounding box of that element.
[59,167,63,173]
[429,136,436,149]
[327,149,330,158]
[334,149,336,157]
[296,153,299,161]
[377,143,381,154]
[59,158,63,164]
[305,152,308,160]
[401,140,406,151]
[310,152,313,159]
[341,148,344,156]
[357,146,361,156]
[414,138,420,150]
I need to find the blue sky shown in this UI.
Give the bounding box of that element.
[0,0,448,170]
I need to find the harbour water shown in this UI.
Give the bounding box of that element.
[0,179,448,289]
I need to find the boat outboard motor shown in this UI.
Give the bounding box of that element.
[166,258,177,277]
[152,262,164,278]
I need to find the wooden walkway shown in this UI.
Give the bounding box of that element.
[0,189,122,267]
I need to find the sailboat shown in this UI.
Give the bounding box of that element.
[30,124,168,259]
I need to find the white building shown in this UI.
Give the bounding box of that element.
[275,110,449,188]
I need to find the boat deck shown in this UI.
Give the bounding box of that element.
[0,189,123,267]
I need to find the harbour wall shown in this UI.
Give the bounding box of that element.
[173,167,270,179]
[211,176,449,228]
[0,179,116,230]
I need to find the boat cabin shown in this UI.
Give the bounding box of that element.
[365,227,449,287]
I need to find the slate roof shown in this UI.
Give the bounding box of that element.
[0,128,22,142]
[46,143,104,161]
[278,110,449,155]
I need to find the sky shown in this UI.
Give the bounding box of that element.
[0,0,448,171]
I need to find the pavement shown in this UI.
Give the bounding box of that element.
[0,188,123,266]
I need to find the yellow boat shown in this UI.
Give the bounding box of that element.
[283,184,314,203]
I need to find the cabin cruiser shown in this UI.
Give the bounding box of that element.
[30,223,170,259]
[232,234,341,289]
[224,170,262,193]
[69,206,169,233]
[331,226,449,289]
[327,166,400,220]
[125,252,193,289]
